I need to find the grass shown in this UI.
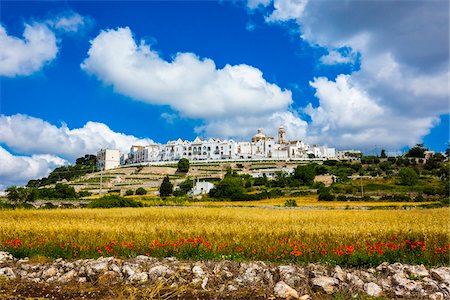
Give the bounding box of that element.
[0,207,448,266]
[193,195,439,207]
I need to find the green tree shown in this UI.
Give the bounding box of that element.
[159,176,173,197]
[178,178,194,194]
[177,158,190,173]
[135,187,147,195]
[5,186,38,203]
[380,149,387,158]
[125,189,134,196]
[407,144,427,158]
[398,167,419,186]
[293,164,316,185]
[209,177,244,199]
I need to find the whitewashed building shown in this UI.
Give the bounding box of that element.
[97,149,121,170]
[114,127,337,167]
[191,181,215,196]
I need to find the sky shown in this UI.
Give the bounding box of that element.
[0,0,449,188]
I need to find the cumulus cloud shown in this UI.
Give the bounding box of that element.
[47,11,89,33]
[0,11,89,77]
[0,146,68,188]
[248,0,449,150]
[319,48,357,65]
[0,114,154,160]
[81,27,304,139]
[0,23,58,76]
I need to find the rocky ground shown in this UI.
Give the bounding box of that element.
[0,251,449,299]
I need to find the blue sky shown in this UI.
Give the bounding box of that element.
[0,0,448,187]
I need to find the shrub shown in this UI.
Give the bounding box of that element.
[177,158,190,173]
[78,191,92,198]
[159,176,173,197]
[398,168,419,186]
[318,187,335,201]
[284,199,297,207]
[125,190,134,196]
[135,187,147,195]
[87,195,143,208]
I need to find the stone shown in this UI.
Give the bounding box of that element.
[431,268,450,285]
[429,292,444,300]
[346,273,364,289]
[43,267,58,278]
[235,267,259,285]
[406,265,429,278]
[299,295,311,300]
[228,284,238,291]
[388,262,405,275]
[0,252,13,263]
[90,262,108,273]
[274,281,299,299]
[109,264,121,274]
[364,282,382,297]
[122,265,136,277]
[59,270,76,283]
[192,265,206,278]
[359,270,376,282]
[148,265,171,280]
[311,276,338,294]
[78,277,87,283]
[98,271,121,285]
[201,276,208,290]
[129,272,148,283]
[0,267,16,279]
[333,265,346,282]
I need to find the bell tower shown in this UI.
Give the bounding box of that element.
[278,126,286,144]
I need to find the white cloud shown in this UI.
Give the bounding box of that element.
[319,49,357,65]
[247,0,449,150]
[81,27,303,139]
[0,11,89,77]
[0,23,58,77]
[0,146,68,188]
[265,0,307,22]
[247,0,272,9]
[0,114,154,160]
[47,11,89,33]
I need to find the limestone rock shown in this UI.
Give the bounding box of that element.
[98,271,121,285]
[129,272,149,283]
[346,273,364,289]
[43,267,58,278]
[364,282,382,297]
[148,265,171,280]
[192,265,206,278]
[311,276,338,294]
[429,292,444,300]
[90,262,108,273]
[274,281,299,299]
[59,270,76,283]
[0,267,16,279]
[406,264,429,278]
[431,268,450,285]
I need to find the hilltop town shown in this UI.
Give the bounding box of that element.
[97,127,353,170]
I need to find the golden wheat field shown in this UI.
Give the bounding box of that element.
[1,207,449,266]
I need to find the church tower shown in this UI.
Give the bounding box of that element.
[278,126,286,144]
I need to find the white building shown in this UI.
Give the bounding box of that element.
[115,127,337,167]
[97,149,121,170]
[191,181,215,196]
[336,150,362,161]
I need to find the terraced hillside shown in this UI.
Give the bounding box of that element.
[67,160,311,195]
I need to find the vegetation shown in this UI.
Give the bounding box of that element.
[0,207,447,266]
[5,183,86,202]
[284,199,297,207]
[27,154,97,188]
[177,158,190,173]
[398,167,419,186]
[87,195,143,208]
[135,187,147,195]
[159,176,173,197]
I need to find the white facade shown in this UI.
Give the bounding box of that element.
[115,128,337,167]
[97,149,121,170]
[191,181,215,196]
